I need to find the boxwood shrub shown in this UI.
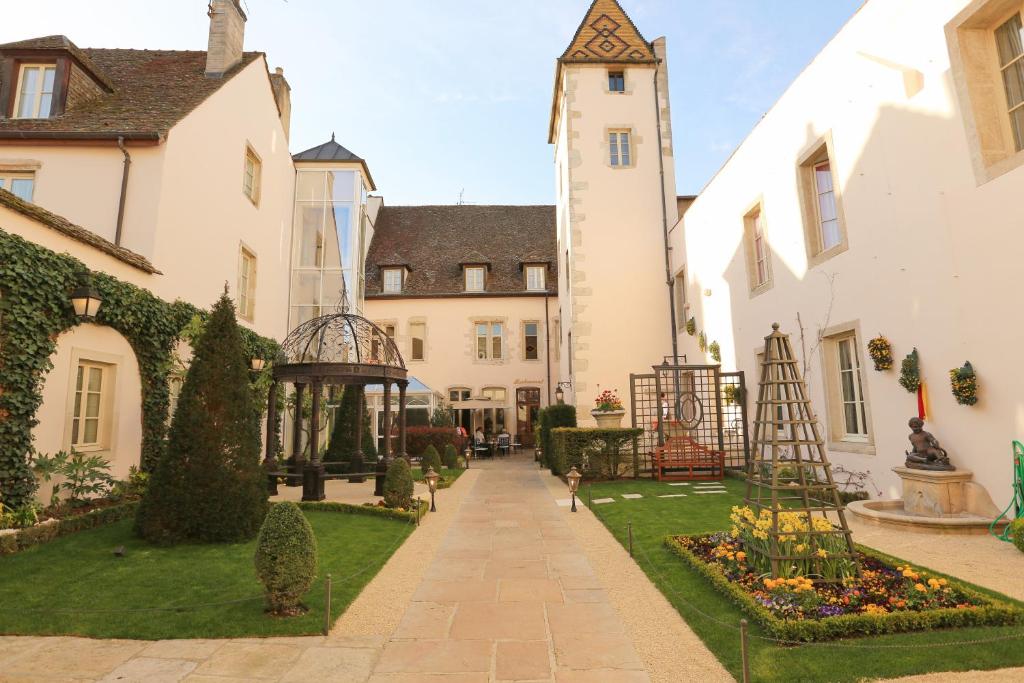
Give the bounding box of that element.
[1010,518,1024,554]
[539,405,577,473]
[550,427,642,479]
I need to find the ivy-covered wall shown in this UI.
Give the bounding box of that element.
[0,228,278,509]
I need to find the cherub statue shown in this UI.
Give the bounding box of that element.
[904,417,955,471]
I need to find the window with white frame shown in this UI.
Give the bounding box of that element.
[476,321,502,360]
[238,246,257,321]
[525,265,546,291]
[814,160,841,251]
[821,329,872,449]
[523,322,539,360]
[14,64,56,119]
[382,268,403,293]
[410,321,425,361]
[997,13,1024,151]
[835,336,869,440]
[71,361,109,449]
[798,139,846,262]
[0,172,34,202]
[744,204,772,292]
[609,130,631,167]
[481,386,507,432]
[243,145,261,205]
[465,266,485,292]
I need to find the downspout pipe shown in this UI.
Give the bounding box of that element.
[653,52,680,366]
[115,136,131,246]
[545,294,552,406]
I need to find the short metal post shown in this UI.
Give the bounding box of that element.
[628,521,633,558]
[416,497,421,526]
[739,618,750,683]
[323,574,332,636]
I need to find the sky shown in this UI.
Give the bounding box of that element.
[2,0,863,205]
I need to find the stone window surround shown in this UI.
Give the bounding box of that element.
[242,142,262,207]
[63,347,122,457]
[672,266,688,329]
[521,319,542,362]
[796,132,849,268]
[473,318,506,364]
[606,69,633,95]
[946,0,1024,184]
[819,320,876,456]
[237,241,257,322]
[408,317,427,362]
[741,196,774,298]
[604,125,640,169]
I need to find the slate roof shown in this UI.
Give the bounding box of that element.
[0,36,262,140]
[0,188,160,274]
[293,134,377,190]
[365,205,557,297]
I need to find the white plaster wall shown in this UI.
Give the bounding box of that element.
[150,56,294,342]
[33,324,143,485]
[674,0,1024,500]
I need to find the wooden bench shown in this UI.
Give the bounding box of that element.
[653,435,725,481]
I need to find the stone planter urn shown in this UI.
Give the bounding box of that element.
[591,409,625,428]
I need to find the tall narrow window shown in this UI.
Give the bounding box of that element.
[814,160,841,251]
[382,268,403,293]
[0,173,35,202]
[836,337,868,440]
[238,247,257,321]
[71,362,106,448]
[608,71,625,92]
[996,13,1024,151]
[525,265,545,291]
[410,322,425,361]
[384,324,396,339]
[673,270,686,327]
[465,266,485,292]
[609,131,631,167]
[524,322,539,360]
[15,64,56,119]
[243,146,261,204]
[745,205,772,292]
[475,322,503,360]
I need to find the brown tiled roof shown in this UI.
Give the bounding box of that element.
[559,0,655,64]
[0,35,114,91]
[365,205,556,297]
[0,37,262,140]
[0,188,160,274]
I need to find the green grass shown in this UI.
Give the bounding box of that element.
[412,467,465,488]
[583,478,1024,682]
[0,510,413,640]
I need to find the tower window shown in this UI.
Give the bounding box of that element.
[609,130,631,167]
[608,71,625,92]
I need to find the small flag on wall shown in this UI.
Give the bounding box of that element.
[917,382,928,420]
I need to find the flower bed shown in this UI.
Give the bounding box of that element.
[666,533,1023,641]
[0,500,139,556]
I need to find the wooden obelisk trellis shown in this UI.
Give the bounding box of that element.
[744,323,859,580]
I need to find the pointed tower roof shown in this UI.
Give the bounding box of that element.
[559,0,655,64]
[292,133,376,190]
[548,0,658,143]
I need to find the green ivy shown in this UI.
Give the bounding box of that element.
[0,229,277,509]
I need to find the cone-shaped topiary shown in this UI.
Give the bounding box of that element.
[324,387,359,463]
[383,458,414,509]
[348,451,366,483]
[420,445,442,476]
[254,502,318,615]
[443,443,459,469]
[135,291,268,544]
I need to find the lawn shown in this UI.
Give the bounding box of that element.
[0,510,413,640]
[583,477,1024,682]
[412,467,465,488]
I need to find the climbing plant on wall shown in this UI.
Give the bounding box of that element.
[0,229,278,510]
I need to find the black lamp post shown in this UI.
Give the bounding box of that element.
[555,381,571,405]
[567,465,582,512]
[70,285,102,321]
[425,466,440,512]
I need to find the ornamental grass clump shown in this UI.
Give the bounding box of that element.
[254,502,318,616]
[383,458,414,510]
[420,445,442,477]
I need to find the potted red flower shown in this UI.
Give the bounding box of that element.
[591,389,625,428]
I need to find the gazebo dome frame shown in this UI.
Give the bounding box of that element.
[263,312,411,501]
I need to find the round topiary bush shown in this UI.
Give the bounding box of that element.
[383,458,414,510]
[1011,518,1024,555]
[443,444,459,469]
[420,445,442,476]
[253,502,318,615]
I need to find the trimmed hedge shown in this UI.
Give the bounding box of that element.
[664,534,1023,642]
[1011,518,1024,554]
[0,501,139,556]
[539,404,577,473]
[550,427,642,479]
[406,427,464,459]
[286,500,423,523]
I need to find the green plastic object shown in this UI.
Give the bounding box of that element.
[990,440,1024,542]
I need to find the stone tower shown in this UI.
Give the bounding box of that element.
[550,0,678,420]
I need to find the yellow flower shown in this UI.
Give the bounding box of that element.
[914,583,927,592]
[736,551,746,561]
[816,549,828,558]
[795,544,807,553]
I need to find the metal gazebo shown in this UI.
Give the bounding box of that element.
[263,312,409,501]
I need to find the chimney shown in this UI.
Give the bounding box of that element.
[205,0,246,77]
[269,66,292,140]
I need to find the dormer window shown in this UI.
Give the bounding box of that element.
[465,266,485,292]
[525,265,546,291]
[382,267,404,293]
[14,64,56,119]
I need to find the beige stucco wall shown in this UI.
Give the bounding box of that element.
[363,295,556,434]
[553,44,679,422]
[32,323,143,484]
[673,0,1024,500]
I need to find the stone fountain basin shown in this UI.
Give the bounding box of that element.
[848,499,1007,535]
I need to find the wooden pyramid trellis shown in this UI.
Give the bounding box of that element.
[744,323,860,580]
